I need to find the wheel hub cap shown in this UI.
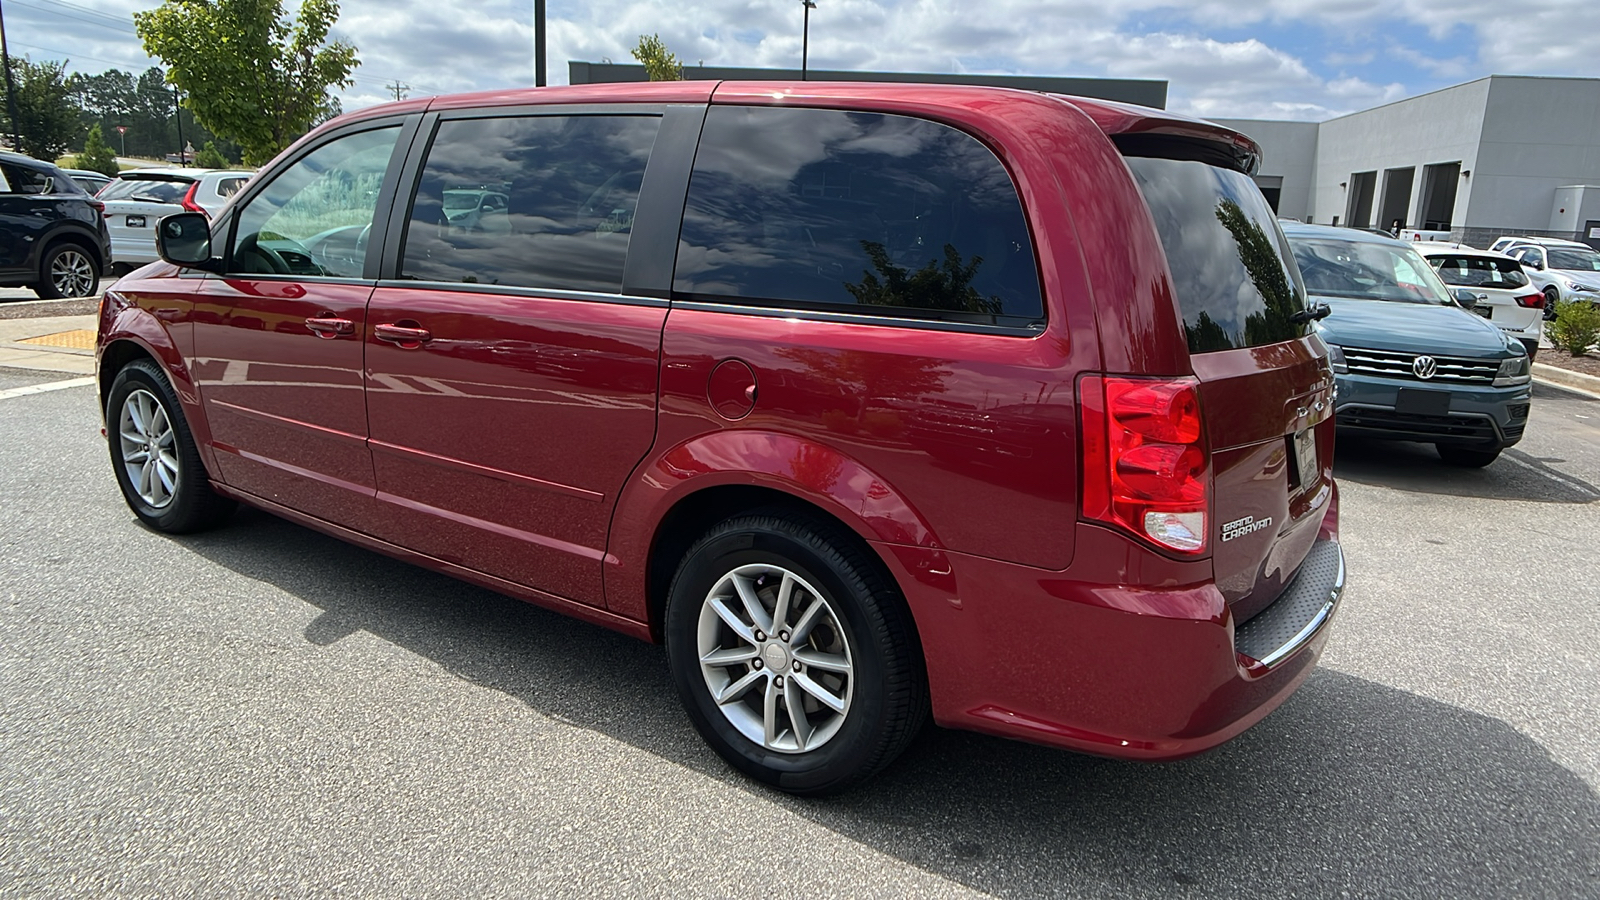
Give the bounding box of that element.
[696,563,854,754]
[117,388,179,509]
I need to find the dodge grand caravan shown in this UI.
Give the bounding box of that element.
[97,82,1345,794]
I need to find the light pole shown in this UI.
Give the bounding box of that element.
[801,0,816,81]
[533,0,546,87]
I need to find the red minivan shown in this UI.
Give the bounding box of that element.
[97,82,1344,794]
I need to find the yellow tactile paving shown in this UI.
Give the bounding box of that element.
[18,329,96,350]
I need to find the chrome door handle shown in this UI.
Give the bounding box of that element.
[305,316,355,338]
[373,323,433,348]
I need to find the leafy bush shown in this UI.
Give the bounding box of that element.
[1547,298,1600,356]
[194,140,228,169]
[76,124,120,176]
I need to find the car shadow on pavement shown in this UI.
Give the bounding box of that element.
[1333,436,1600,504]
[179,508,1600,899]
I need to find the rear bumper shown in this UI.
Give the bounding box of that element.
[875,502,1344,761]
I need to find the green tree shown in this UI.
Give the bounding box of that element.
[845,241,1003,316]
[67,65,236,163]
[3,57,79,160]
[632,34,684,81]
[135,0,358,165]
[193,140,228,168]
[77,124,119,175]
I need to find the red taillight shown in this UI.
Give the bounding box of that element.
[180,181,208,218]
[1514,293,1545,309]
[1080,375,1210,554]
[87,199,104,215]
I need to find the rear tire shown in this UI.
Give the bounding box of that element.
[1437,443,1501,468]
[665,512,927,795]
[33,243,99,299]
[106,359,235,533]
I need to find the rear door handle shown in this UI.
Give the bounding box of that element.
[373,323,433,348]
[305,316,355,338]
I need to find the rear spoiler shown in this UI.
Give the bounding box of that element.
[1049,94,1262,175]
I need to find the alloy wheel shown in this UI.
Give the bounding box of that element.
[697,563,855,753]
[50,249,95,298]
[118,388,179,509]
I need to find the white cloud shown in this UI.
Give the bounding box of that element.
[9,0,1600,122]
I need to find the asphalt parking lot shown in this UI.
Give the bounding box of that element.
[1,366,1597,898]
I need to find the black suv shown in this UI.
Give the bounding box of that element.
[0,151,111,298]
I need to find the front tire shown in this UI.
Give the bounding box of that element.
[1543,287,1560,321]
[106,359,235,533]
[34,243,100,299]
[665,513,927,794]
[1437,443,1501,467]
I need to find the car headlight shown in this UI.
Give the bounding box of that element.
[1567,281,1598,293]
[1325,343,1348,374]
[1493,354,1531,387]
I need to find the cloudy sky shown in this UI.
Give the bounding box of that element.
[7,0,1600,120]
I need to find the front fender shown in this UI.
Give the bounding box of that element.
[98,294,217,476]
[604,428,946,623]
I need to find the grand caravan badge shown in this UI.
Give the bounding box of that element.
[1221,514,1274,542]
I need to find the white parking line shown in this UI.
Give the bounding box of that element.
[0,377,96,402]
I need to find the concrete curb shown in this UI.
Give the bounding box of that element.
[1533,362,1600,400]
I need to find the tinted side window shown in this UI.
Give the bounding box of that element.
[400,115,661,294]
[231,126,399,278]
[1124,155,1307,352]
[675,107,1044,326]
[2,164,54,195]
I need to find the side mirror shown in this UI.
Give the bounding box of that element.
[1527,259,1545,271]
[1453,288,1479,310]
[156,212,217,270]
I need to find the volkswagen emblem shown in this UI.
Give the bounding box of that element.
[1413,355,1438,379]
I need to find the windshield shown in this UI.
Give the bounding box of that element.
[1548,249,1600,272]
[1428,254,1529,289]
[442,191,480,210]
[1291,237,1455,305]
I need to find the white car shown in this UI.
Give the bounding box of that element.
[98,168,253,270]
[1487,236,1600,318]
[1416,242,1545,358]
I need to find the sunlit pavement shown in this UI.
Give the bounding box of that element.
[0,366,1596,897]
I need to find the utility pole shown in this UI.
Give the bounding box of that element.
[0,0,21,151]
[801,0,816,81]
[533,0,546,87]
[386,80,409,102]
[172,85,185,166]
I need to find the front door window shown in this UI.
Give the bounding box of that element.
[230,127,399,278]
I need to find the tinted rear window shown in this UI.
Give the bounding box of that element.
[1124,156,1307,352]
[99,176,193,203]
[675,106,1044,327]
[1428,254,1528,288]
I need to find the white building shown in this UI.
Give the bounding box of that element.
[1218,75,1600,249]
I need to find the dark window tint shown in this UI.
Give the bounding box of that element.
[400,115,661,293]
[2,164,54,195]
[99,177,193,203]
[1125,156,1307,352]
[675,107,1044,326]
[1428,254,1528,288]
